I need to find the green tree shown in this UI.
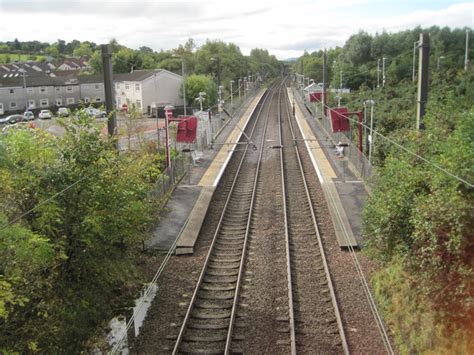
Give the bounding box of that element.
[0,114,163,352]
[185,74,217,108]
[45,45,59,57]
[73,42,93,57]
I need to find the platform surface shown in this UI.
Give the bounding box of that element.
[174,90,266,254]
[288,88,358,249]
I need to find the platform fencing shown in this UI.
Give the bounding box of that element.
[292,87,373,182]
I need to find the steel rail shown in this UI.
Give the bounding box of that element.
[281,82,350,354]
[172,85,274,354]
[223,80,278,355]
[277,78,298,355]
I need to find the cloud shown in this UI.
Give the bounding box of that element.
[0,0,203,18]
[0,1,472,59]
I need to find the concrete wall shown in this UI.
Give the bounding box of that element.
[80,83,105,104]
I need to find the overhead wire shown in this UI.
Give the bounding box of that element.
[316,99,473,188]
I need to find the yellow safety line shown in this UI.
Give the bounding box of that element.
[198,91,265,187]
[287,90,337,180]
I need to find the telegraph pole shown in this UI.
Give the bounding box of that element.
[416,33,430,130]
[101,44,117,145]
[322,50,328,118]
[465,29,470,71]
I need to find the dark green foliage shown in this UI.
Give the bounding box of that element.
[0,113,164,352]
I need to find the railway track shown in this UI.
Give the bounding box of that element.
[171,84,276,354]
[170,79,349,354]
[278,81,348,353]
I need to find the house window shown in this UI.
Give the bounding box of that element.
[84,97,90,103]
[28,100,35,108]
[95,84,100,89]
[135,83,140,91]
[27,88,34,94]
[117,97,121,105]
[66,97,75,105]
[55,87,60,92]
[115,83,120,89]
[56,98,62,106]
[125,84,130,90]
[40,87,47,93]
[10,102,17,109]
[66,86,73,92]
[136,99,141,108]
[9,89,14,94]
[95,97,101,102]
[40,99,49,107]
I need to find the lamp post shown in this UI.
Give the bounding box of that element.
[195,91,206,112]
[338,70,343,107]
[465,29,470,71]
[211,57,221,87]
[437,56,445,70]
[230,80,234,108]
[365,100,376,165]
[412,41,419,82]
[377,58,381,87]
[382,57,387,87]
[238,78,241,102]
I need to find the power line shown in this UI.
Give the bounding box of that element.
[0,174,90,231]
[318,100,473,188]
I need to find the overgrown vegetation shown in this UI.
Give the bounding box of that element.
[0,113,166,352]
[295,26,473,353]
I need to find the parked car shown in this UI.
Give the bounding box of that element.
[23,111,35,120]
[0,114,27,125]
[84,107,107,118]
[38,109,52,119]
[2,122,31,134]
[57,107,69,117]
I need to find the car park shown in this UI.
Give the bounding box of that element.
[23,111,35,120]
[0,114,27,125]
[38,109,52,119]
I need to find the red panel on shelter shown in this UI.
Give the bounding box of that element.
[309,92,322,102]
[330,107,350,132]
[176,116,198,143]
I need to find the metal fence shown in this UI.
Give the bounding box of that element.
[292,87,373,181]
[149,154,188,200]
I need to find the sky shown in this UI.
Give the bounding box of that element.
[0,0,472,59]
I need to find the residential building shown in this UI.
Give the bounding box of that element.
[0,69,183,115]
[114,69,183,114]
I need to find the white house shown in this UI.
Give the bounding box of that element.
[114,69,183,114]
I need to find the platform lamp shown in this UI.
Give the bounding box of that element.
[238,78,242,102]
[437,56,445,70]
[230,80,234,108]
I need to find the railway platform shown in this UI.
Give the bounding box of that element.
[145,89,266,254]
[146,83,367,255]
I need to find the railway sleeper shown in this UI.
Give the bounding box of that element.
[195,300,234,310]
[206,269,239,277]
[201,283,235,292]
[191,310,231,319]
[198,291,235,300]
[208,262,240,269]
[203,275,238,283]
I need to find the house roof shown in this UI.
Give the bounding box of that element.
[0,75,78,88]
[0,69,183,88]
